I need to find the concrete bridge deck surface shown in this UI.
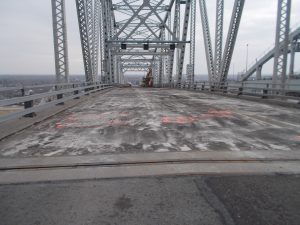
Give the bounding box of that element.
[0,87,299,157]
[1,88,300,225]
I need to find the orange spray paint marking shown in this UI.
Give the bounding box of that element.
[120,112,130,116]
[176,116,198,124]
[161,109,234,125]
[55,123,63,129]
[108,119,127,126]
[161,116,172,124]
[294,136,300,141]
[207,109,233,118]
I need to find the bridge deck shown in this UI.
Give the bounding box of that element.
[0,88,299,157]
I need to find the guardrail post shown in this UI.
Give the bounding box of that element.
[223,82,228,94]
[84,83,90,95]
[201,82,205,91]
[262,83,269,99]
[23,89,36,117]
[55,85,64,105]
[73,84,80,99]
[238,83,243,96]
[91,82,95,91]
[21,88,25,97]
[24,100,36,117]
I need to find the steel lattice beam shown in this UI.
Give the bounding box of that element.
[177,0,191,86]
[199,0,215,84]
[99,0,105,82]
[93,0,100,81]
[219,0,245,85]
[272,0,291,92]
[214,0,224,83]
[188,0,196,85]
[75,0,94,82]
[51,0,69,83]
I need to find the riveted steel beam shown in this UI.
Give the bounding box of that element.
[273,0,291,92]
[51,0,69,83]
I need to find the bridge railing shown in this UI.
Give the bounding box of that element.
[175,81,300,104]
[0,82,112,123]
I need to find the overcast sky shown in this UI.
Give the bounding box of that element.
[0,0,299,76]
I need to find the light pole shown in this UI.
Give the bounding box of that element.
[246,43,249,71]
[232,63,235,80]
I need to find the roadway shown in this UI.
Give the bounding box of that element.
[0,87,300,157]
[1,87,300,225]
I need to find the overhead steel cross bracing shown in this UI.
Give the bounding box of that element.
[104,0,191,86]
[51,0,69,83]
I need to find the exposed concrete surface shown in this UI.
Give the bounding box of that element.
[1,161,300,185]
[1,150,300,170]
[0,88,112,140]
[0,175,299,225]
[0,88,299,157]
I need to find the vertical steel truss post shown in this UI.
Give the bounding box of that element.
[158,57,163,87]
[75,0,94,82]
[165,11,172,85]
[51,0,69,83]
[199,0,215,84]
[272,0,291,92]
[93,0,100,81]
[99,1,105,82]
[289,39,297,78]
[189,0,196,86]
[86,0,95,80]
[102,0,115,84]
[168,0,180,85]
[214,0,224,83]
[101,0,110,83]
[219,0,245,86]
[158,28,166,87]
[108,1,116,84]
[177,0,191,86]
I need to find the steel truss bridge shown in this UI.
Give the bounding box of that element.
[52,0,297,90]
[241,27,300,82]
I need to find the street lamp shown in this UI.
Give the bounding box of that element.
[232,63,235,80]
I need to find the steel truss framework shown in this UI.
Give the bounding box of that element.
[51,0,69,83]
[199,0,245,87]
[108,0,192,86]
[51,0,247,87]
[73,0,101,83]
[240,0,298,87]
[54,0,300,89]
[240,27,300,82]
[273,0,291,91]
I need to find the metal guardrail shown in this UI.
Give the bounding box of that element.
[0,82,112,123]
[174,81,300,104]
[0,82,89,92]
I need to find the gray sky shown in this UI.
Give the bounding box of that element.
[0,0,299,76]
